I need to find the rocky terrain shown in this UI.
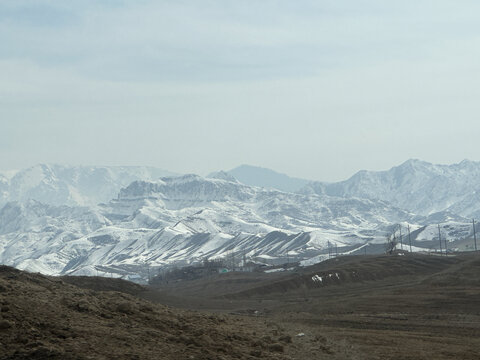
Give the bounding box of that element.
[0,164,175,208]
[0,265,298,360]
[0,172,420,280]
[301,159,480,218]
[1,253,479,359]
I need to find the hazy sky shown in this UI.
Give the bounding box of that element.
[1,1,480,181]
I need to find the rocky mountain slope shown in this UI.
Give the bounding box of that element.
[0,164,176,208]
[300,159,480,217]
[0,174,423,280]
[1,160,479,282]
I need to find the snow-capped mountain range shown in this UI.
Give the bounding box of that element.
[300,159,480,218]
[0,164,176,207]
[0,160,479,281]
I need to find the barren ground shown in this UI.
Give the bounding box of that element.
[142,253,480,359]
[1,253,480,359]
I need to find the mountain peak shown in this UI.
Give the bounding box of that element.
[458,158,478,167]
[227,164,310,193]
[207,171,238,183]
[0,165,176,207]
[302,158,480,217]
[398,158,430,169]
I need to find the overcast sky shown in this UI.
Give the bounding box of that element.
[1,1,480,181]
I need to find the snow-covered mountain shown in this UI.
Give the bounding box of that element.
[113,175,417,233]
[300,159,480,217]
[0,173,424,280]
[0,164,177,208]
[0,174,9,202]
[1,160,479,282]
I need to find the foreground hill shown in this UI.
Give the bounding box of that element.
[0,265,298,360]
[145,253,480,360]
[2,253,479,359]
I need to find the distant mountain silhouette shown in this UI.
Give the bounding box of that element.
[227,164,310,192]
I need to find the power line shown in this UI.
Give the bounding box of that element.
[399,225,403,251]
[473,219,478,252]
[408,224,412,253]
[438,224,443,256]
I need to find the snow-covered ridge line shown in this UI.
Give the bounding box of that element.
[300,159,480,218]
[0,164,177,207]
[1,160,479,282]
[0,172,417,280]
[117,175,256,202]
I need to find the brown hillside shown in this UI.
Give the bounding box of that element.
[0,266,297,360]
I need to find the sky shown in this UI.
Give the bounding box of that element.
[1,0,480,182]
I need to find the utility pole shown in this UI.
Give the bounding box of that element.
[335,243,338,257]
[473,219,478,252]
[328,241,331,259]
[438,224,443,256]
[408,225,412,253]
[399,225,403,251]
[393,232,397,252]
[444,238,448,256]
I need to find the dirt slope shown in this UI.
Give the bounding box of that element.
[0,266,298,360]
[2,253,480,360]
[145,253,480,360]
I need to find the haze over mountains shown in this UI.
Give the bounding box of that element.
[227,160,480,218]
[0,164,177,208]
[225,165,310,193]
[0,159,479,281]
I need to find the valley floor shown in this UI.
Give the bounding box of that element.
[142,253,480,360]
[1,253,480,359]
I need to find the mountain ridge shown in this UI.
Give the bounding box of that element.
[0,164,178,207]
[0,173,427,280]
[1,159,480,281]
[299,159,480,217]
[227,164,311,192]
